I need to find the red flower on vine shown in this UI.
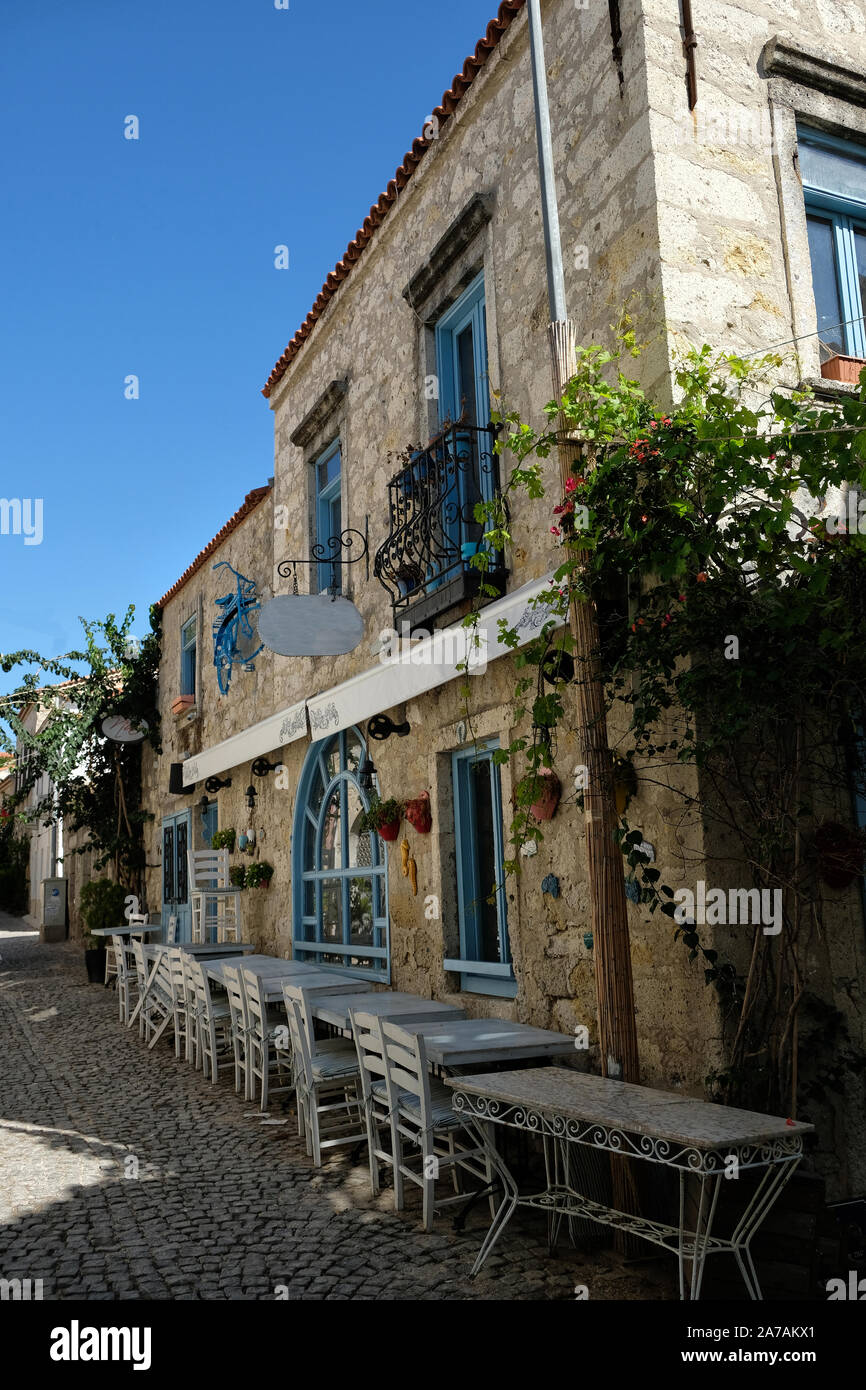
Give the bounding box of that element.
[696,572,707,583]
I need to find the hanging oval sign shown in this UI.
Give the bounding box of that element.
[257,595,365,657]
[101,716,149,743]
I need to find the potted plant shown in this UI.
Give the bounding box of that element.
[79,878,129,984]
[528,768,562,821]
[229,865,246,888]
[358,795,405,842]
[245,860,274,889]
[211,828,236,852]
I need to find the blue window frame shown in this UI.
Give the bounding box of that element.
[436,272,489,429]
[445,739,515,997]
[434,273,496,578]
[799,127,866,358]
[180,616,196,698]
[292,727,390,981]
[315,442,342,594]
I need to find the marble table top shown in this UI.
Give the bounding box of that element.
[446,1067,814,1148]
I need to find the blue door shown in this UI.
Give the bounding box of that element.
[161,810,192,942]
[435,274,493,577]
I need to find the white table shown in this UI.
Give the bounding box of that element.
[91,924,163,939]
[262,972,375,1004]
[446,1067,813,1298]
[129,942,255,1029]
[399,1018,575,1068]
[311,992,465,1034]
[149,941,256,957]
[206,956,354,985]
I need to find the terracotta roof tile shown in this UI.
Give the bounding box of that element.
[157,486,272,609]
[262,0,525,399]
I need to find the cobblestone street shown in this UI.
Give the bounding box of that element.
[0,916,674,1302]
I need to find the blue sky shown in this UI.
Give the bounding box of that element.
[0,0,501,697]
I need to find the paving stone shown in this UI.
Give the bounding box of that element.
[0,917,673,1302]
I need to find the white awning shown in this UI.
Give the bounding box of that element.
[182,700,307,787]
[306,573,560,737]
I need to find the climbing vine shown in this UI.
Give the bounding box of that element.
[0,605,162,893]
[460,333,866,1116]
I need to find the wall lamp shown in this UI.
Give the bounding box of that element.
[198,794,211,819]
[205,776,232,793]
[359,757,377,793]
[245,784,257,810]
[251,757,281,778]
[367,714,411,742]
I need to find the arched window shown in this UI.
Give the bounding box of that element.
[292,727,389,980]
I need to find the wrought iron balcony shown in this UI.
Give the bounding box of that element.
[374,423,508,627]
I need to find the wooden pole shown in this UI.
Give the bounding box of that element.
[547,323,640,1086]
[528,3,641,1239]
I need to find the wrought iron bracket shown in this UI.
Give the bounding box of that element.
[277,521,369,594]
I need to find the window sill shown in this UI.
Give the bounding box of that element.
[444,958,517,999]
[802,375,863,401]
[172,696,198,722]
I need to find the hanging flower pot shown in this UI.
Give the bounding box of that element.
[530,768,561,821]
[405,792,432,834]
[357,795,405,842]
[815,821,866,889]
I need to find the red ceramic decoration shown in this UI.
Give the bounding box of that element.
[379,819,402,842]
[405,792,432,834]
[531,768,562,821]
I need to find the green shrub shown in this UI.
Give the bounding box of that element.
[78,879,129,946]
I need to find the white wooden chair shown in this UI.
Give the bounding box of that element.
[166,948,192,1061]
[242,969,293,1112]
[103,911,145,984]
[128,940,151,1037]
[376,1016,505,1232]
[348,1007,399,1201]
[187,849,241,943]
[222,965,252,1097]
[184,955,232,1082]
[130,942,173,1050]
[111,934,138,1025]
[283,983,364,1165]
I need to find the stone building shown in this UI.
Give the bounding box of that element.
[142,0,866,1201]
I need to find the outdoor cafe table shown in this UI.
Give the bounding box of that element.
[206,957,359,986]
[91,924,163,940]
[445,1067,813,1300]
[309,992,466,1034]
[259,972,378,1005]
[397,1018,575,1069]
[128,941,256,1028]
